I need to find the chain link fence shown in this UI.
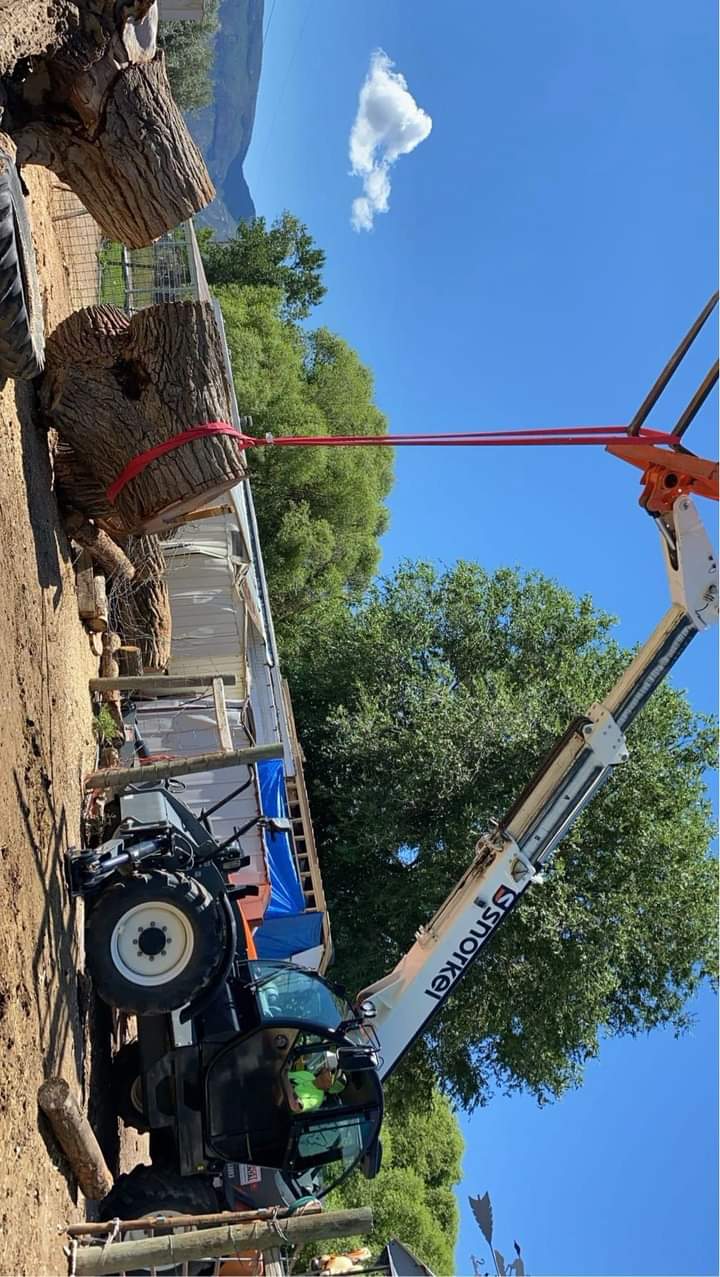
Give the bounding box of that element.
[50,185,210,312]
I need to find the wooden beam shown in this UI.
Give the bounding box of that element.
[89,674,236,692]
[73,1207,373,1276]
[163,504,233,528]
[212,676,233,753]
[92,575,108,633]
[75,550,96,621]
[84,741,284,793]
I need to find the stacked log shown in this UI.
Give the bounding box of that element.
[16,57,214,247]
[41,301,247,535]
[8,0,214,247]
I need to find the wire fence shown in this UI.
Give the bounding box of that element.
[50,186,210,313]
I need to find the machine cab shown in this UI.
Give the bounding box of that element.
[200,961,383,1195]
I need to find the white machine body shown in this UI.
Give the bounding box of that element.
[359,497,718,1079]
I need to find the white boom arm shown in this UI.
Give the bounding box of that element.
[360,498,718,1080]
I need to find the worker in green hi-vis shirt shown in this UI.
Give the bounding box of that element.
[286,1051,347,1113]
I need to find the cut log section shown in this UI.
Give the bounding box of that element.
[75,550,108,632]
[117,645,143,677]
[93,575,109,632]
[75,550,96,623]
[64,511,136,582]
[41,301,246,534]
[15,55,213,248]
[37,1078,113,1201]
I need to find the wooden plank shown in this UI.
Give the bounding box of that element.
[89,674,237,692]
[212,676,233,753]
[162,504,233,529]
[75,550,96,620]
[92,575,108,632]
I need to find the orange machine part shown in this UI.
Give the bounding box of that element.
[239,909,258,960]
[607,442,719,513]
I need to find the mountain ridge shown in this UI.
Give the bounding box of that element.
[188,0,264,237]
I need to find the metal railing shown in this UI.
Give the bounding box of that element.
[50,186,210,312]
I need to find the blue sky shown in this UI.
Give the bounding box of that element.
[241,3,718,1272]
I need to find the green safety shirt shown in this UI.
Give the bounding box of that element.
[288,1070,326,1112]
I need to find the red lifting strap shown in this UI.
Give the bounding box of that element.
[106,420,684,503]
[106,422,251,502]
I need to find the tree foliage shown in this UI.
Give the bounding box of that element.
[297,1089,463,1275]
[285,561,718,1109]
[215,284,393,638]
[158,1,220,111]
[202,212,326,320]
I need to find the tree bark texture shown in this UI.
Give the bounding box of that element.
[73,1208,373,1277]
[64,510,136,580]
[117,645,143,677]
[37,1077,114,1201]
[15,54,214,247]
[41,301,246,533]
[109,535,172,671]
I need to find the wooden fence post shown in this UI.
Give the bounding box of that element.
[84,741,285,793]
[73,1207,374,1276]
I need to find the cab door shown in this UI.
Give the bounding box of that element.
[203,1024,298,1167]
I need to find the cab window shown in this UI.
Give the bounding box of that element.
[291,1109,381,1190]
[250,962,351,1027]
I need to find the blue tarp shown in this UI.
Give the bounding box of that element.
[257,758,305,919]
[254,910,324,962]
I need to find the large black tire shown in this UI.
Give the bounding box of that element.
[0,147,44,381]
[85,870,228,1015]
[99,1164,219,1276]
[111,1040,148,1132]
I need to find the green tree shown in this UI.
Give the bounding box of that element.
[215,285,393,638]
[202,212,326,320]
[297,1088,463,1275]
[285,561,718,1109]
[158,1,220,111]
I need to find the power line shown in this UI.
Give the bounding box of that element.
[262,0,279,44]
[254,0,313,183]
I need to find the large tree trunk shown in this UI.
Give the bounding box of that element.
[0,0,157,78]
[15,54,214,246]
[41,300,247,534]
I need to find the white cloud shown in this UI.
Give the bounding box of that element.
[349,49,432,232]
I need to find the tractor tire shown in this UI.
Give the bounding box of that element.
[0,146,44,381]
[111,1040,148,1132]
[85,870,228,1016]
[99,1164,219,1276]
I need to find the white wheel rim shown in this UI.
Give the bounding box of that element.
[110,901,195,987]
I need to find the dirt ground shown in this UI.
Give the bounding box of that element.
[0,165,146,1277]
